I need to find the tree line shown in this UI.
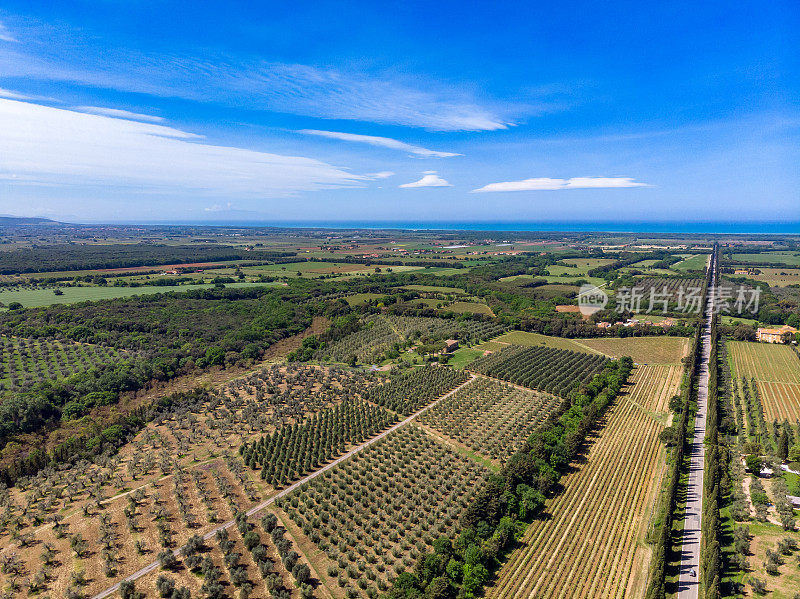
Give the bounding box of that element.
[0,243,296,274]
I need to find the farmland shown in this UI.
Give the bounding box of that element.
[418,376,561,462]
[481,330,601,354]
[469,345,609,396]
[316,315,505,364]
[364,365,470,415]
[0,281,284,309]
[0,363,391,596]
[729,340,800,421]
[741,266,800,287]
[578,336,689,364]
[280,425,489,596]
[487,364,676,599]
[673,253,709,271]
[0,335,135,395]
[728,251,800,267]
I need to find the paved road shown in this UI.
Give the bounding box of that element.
[90,374,477,599]
[676,250,716,598]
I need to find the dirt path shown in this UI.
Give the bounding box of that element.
[742,476,782,526]
[89,374,478,599]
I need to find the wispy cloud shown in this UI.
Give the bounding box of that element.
[399,171,452,188]
[472,177,649,192]
[0,25,515,131]
[365,171,395,179]
[73,106,165,123]
[0,98,363,196]
[0,21,16,43]
[297,129,460,158]
[0,87,32,100]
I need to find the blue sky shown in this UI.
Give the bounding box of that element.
[0,0,797,224]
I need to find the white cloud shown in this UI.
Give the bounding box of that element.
[297,129,460,157]
[472,176,649,192]
[205,202,232,212]
[73,106,165,123]
[0,37,512,130]
[0,21,16,43]
[0,87,32,100]
[365,171,395,179]
[399,172,452,188]
[0,98,363,196]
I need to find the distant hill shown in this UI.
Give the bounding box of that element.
[0,216,61,226]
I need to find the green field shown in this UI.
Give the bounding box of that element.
[0,281,278,308]
[447,347,484,369]
[447,301,494,315]
[557,258,617,270]
[673,253,709,271]
[344,292,386,306]
[499,273,607,287]
[401,284,466,293]
[729,251,800,266]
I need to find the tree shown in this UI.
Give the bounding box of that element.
[292,562,311,585]
[243,531,260,551]
[778,426,790,460]
[749,576,767,595]
[120,580,144,599]
[158,549,178,570]
[745,454,762,474]
[156,575,176,598]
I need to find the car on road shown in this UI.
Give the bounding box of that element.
[690,568,697,577]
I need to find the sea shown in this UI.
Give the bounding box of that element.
[159,220,800,235]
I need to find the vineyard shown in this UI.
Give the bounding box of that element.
[468,345,609,396]
[279,425,489,596]
[364,365,470,415]
[316,315,505,364]
[240,399,396,487]
[621,277,706,313]
[629,277,705,299]
[418,376,562,461]
[729,340,800,421]
[623,364,684,414]
[488,364,674,599]
[0,335,134,394]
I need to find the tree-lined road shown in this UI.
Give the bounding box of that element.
[677,249,716,599]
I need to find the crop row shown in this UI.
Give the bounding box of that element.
[240,398,396,488]
[418,376,561,461]
[489,389,666,599]
[469,345,609,396]
[317,315,505,364]
[364,365,470,415]
[0,335,132,394]
[279,425,488,595]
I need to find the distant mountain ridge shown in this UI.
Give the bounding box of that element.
[0,215,61,225]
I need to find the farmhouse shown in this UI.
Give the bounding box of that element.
[788,495,800,508]
[442,339,460,353]
[756,325,798,344]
